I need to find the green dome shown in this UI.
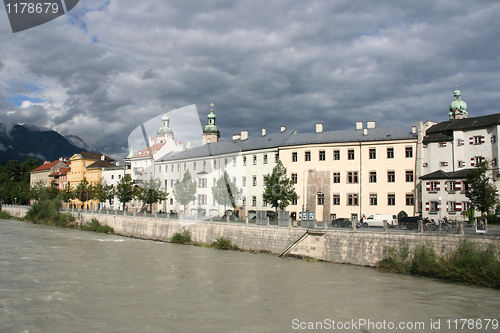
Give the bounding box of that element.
[157,112,174,137]
[449,89,467,113]
[203,110,220,135]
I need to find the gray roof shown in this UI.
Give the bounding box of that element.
[420,169,473,180]
[157,129,296,162]
[157,127,416,162]
[423,113,500,144]
[281,127,417,147]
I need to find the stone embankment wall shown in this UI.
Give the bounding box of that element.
[4,206,500,267]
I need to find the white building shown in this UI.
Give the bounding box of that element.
[419,89,500,220]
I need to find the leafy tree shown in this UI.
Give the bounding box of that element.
[172,170,197,214]
[135,178,168,213]
[75,178,92,208]
[92,180,115,210]
[0,158,39,204]
[262,160,299,211]
[466,160,498,216]
[61,182,74,204]
[212,171,242,210]
[115,174,135,211]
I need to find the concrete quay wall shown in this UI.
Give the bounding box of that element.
[4,206,500,267]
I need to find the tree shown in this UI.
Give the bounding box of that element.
[92,180,115,210]
[135,178,168,213]
[212,171,242,211]
[61,182,74,204]
[75,178,92,209]
[115,174,135,211]
[262,160,299,211]
[465,160,498,216]
[172,170,197,214]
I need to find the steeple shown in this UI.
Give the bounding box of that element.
[202,103,220,145]
[156,105,174,140]
[449,86,468,120]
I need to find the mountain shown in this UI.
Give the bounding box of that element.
[0,123,90,165]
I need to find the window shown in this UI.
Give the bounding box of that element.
[463,201,471,211]
[263,154,268,164]
[439,142,447,147]
[347,193,359,206]
[387,147,394,159]
[203,161,206,170]
[193,162,196,170]
[369,148,376,159]
[388,194,395,206]
[457,139,464,146]
[473,136,485,145]
[253,155,257,165]
[184,163,186,171]
[252,196,257,207]
[213,178,217,187]
[458,160,465,168]
[369,194,377,205]
[111,175,114,179]
[440,161,449,167]
[317,193,324,205]
[348,149,355,160]
[319,150,326,161]
[171,164,174,172]
[430,201,439,212]
[387,171,395,182]
[291,198,297,205]
[197,194,207,205]
[292,152,298,162]
[242,176,246,187]
[275,153,279,163]
[333,194,340,205]
[406,171,414,182]
[406,194,414,206]
[448,201,457,211]
[405,146,413,158]
[369,171,377,183]
[333,172,340,183]
[198,178,207,188]
[233,159,236,167]
[291,173,298,184]
[213,160,217,168]
[347,171,358,183]
[263,199,267,207]
[333,150,340,160]
[492,135,497,143]
[243,157,246,166]
[252,176,257,186]
[427,181,440,191]
[305,151,311,161]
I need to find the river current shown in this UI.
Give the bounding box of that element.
[0,219,499,333]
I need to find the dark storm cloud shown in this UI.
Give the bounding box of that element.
[0,0,499,160]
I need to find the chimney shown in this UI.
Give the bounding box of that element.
[411,126,417,134]
[281,126,286,132]
[241,130,248,140]
[116,161,120,167]
[316,123,323,133]
[262,128,266,136]
[363,128,368,136]
[355,121,363,130]
[232,134,241,140]
[101,154,105,161]
[367,121,376,129]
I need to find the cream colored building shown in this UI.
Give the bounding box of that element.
[280,122,418,222]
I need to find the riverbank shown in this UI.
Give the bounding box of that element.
[4,205,500,268]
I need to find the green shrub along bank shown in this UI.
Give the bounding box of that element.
[79,218,114,233]
[171,230,192,244]
[24,199,113,234]
[212,237,239,250]
[378,240,500,289]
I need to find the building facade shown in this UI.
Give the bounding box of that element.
[30,158,69,188]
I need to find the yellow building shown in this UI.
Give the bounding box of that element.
[67,151,115,209]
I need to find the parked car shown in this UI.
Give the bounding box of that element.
[398,216,422,230]
[363,214,398,227]
[332,218,359,228]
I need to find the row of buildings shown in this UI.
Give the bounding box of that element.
[30,89,500,221]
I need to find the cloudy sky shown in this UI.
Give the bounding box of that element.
[1,0,499,160]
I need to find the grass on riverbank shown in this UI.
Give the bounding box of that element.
[378,240,500,289]
[24,199,114,234]
[170,230,240,250]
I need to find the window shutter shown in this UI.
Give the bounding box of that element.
[426,182,430,191]
[471,158,475,166]
[444,181,448,191]
[482,157,486,162]
[491,135,496,143]
[469,137,474,144]
[437,201,441,210]
[425,202,430,211]
[436,182,440,191]
[446,202,450,212]
[456,202,462,211]
[455,182,462,191]
[423,162,428,167]
[443,142,447,147]
[481,136,485,144]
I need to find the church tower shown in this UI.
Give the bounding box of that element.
[202,103,220,145]
[449,87,468,120]
[155,106,175,144]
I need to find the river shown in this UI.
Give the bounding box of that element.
[0,219,499,333]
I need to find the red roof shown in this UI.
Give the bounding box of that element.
[49,167,70,178]
[32,160,69,172]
